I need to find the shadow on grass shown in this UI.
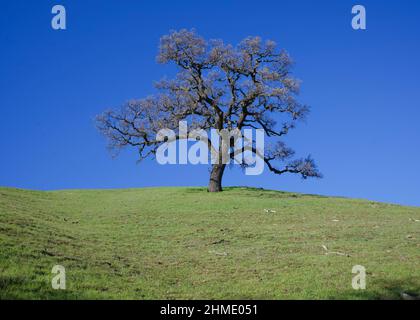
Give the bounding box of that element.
[1,274,419,300]
[0,275,89,300]
[330,278,420,300]
[182,186,332,201]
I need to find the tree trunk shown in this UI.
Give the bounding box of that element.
[208,164,226,192]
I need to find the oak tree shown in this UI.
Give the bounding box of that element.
[96,29,321,192]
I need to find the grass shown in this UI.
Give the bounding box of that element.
[0,186,419,299]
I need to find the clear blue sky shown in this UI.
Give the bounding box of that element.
[1,0,419,206]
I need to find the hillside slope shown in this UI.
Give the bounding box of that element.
[0,187,419,299]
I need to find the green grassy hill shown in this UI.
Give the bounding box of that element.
[0,186,419,299]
